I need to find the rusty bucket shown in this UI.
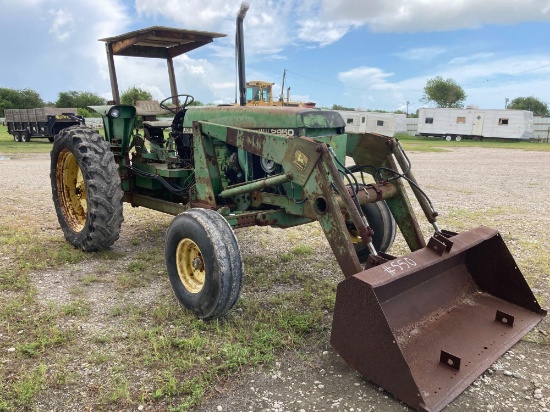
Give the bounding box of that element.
[331,226,546,412]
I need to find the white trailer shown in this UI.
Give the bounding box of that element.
[337,111,407,136]
[417,108,533,140]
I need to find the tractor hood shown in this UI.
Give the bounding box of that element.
[184,106,345,136]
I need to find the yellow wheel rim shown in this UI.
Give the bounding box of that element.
[175,238,205,293]
[348,228,362,244]
[56,149,87,232]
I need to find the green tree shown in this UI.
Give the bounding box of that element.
[422,76,466,108]
[332,104,356,111]
[0,87,44,116]
[507,96,548,116]
[77,107,101,118]
[120,86,153,106]
[56,91,106,108]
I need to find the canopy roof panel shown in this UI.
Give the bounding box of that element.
[99,26,226,59]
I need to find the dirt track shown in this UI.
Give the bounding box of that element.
[0,147,549,411]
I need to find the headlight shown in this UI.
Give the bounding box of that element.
[110,108,121,118]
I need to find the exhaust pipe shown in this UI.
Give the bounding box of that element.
[236,2,249,106]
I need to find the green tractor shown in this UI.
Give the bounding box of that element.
[50,4,545,412]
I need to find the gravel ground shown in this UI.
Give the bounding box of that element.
[0,147,549,412]
[194,147,550,412]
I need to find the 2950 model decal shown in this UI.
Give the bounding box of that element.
[181,127,300,137]
[256,128,299,137]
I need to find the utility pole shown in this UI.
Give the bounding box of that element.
[505,98,509,109]
[279,69,286,103]
[406,101,410,118]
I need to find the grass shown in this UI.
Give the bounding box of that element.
[395,133,550,152]
[1,124,549,157]
[0,208,337,411]
[0,124,105,155]
[0,124,54,154]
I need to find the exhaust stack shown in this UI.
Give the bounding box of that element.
[236,2,249,106]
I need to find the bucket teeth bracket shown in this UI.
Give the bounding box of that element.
[427,232,454,255]
[440,350,461,371]
[495,310,515,327]
[364,252,396,269]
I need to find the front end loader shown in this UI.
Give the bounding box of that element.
[49,4,546,411]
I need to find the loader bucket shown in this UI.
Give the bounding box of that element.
[331,226,546,412]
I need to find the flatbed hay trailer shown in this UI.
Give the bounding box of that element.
[5,107,83,142]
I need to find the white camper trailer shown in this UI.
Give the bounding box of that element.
[417,108,533,140]
[338,111,407,137]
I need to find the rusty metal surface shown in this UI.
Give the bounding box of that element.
[344,183,397,206]
[99,26,226,58]
[124,192,190,216]
[331,226,546,412]
[192,123,221,207]
[319,144,375,248]
[304,158,362,278]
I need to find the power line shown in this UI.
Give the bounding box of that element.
[285,69,422,92]
[285,63,550,92]
[460,64,550,86]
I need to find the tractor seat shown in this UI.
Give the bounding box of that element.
[143,120,173,128]
[136,100,174,129]
[135,100,171,116]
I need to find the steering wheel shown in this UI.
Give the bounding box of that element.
[159,94,195,114]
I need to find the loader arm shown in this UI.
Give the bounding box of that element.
[192,121,408,277]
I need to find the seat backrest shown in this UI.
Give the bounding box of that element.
[135,100,171,116]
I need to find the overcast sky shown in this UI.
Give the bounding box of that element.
[1,0,549,112]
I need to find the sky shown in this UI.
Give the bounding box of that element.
[1,0,549,113]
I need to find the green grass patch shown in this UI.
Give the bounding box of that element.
[61,299,91,318]
[11,364,47,408]
[0,125,53,154]
[0,124,107,155]
[395,133,550,153]
[115,246,165,289]
[0,224,89,268]
[0,293,77,397]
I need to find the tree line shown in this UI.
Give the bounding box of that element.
[0,87,204,117]
[421,77,549,116]
[335,77,548,116]
[1,80,548,117]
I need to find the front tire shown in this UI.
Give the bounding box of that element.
[165,209,244,319]
[50,126,123,251]
[347,185,397,263]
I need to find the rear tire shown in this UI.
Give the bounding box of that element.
[347,185,397,263]
[50,126,123,251]
[165,209,244,319]
[21,129,31,142]
[15,132,22,142]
